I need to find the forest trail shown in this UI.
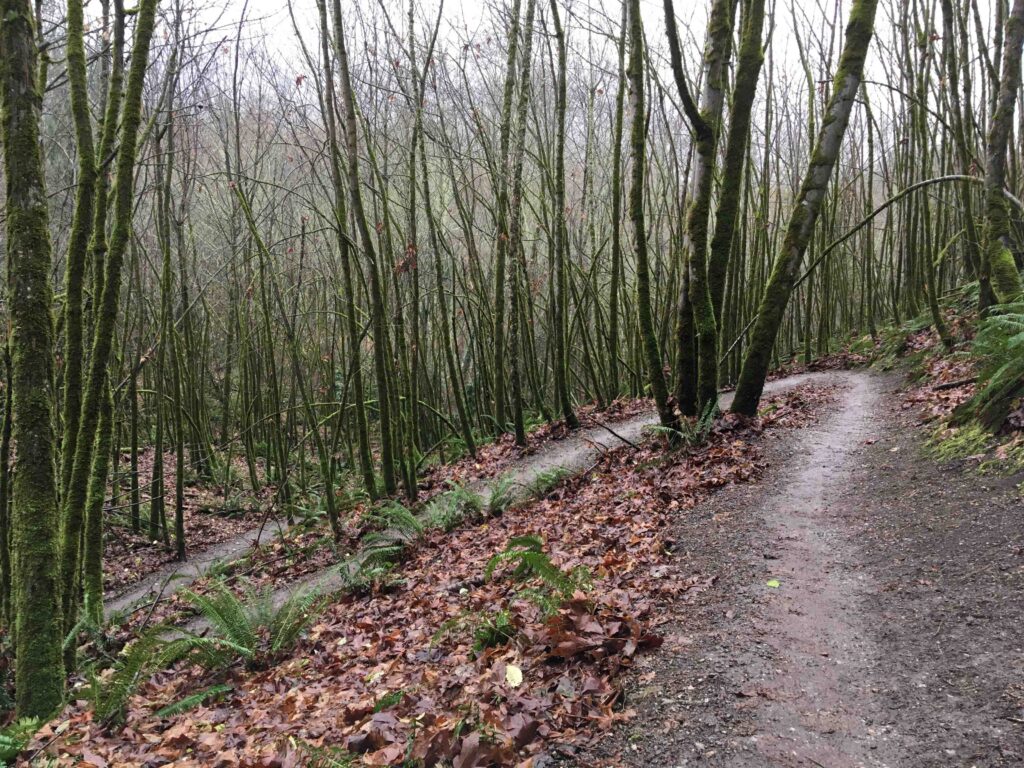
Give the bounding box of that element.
[587,370,1024,767]
[727,371,890,766]
[122,371,826,631]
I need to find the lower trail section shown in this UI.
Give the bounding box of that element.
[584,370,1023,767]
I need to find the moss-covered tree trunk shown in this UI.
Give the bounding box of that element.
[334,0,398,495]
[664,0,736,414]
[607,4,627,401]
[731,0,880,415]
[549,0,580,429]
[59,0,97,503]
[491,0,524,433]
[629,0,678,431]
[982,0,1024,304]
[708,0,766,323]
[316,0,376,498]
[61,0,159,646]
[0,0,64,716]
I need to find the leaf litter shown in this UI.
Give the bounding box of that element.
[41,384,836,767]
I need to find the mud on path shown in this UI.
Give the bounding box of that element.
[582,370,1024,767]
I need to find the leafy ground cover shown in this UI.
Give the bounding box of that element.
[103,451,276,595]
[35,384,834,767]
[104,400,656,605]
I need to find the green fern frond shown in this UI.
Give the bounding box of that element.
[366,502,423,540]
[968,302,1024,428]
[0,718,39,762]
[86,627,168,724]
[155,685,233,718]
[268,590,324,654]
[181,581,258,652]
[525,466,572,497]
[425,485,484,531]
[487,473,517,515]
[485,537,574,596]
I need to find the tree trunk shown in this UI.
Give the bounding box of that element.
[732,0,880,415]
[0,0,64,716]
[982,0,1024,304]
[629,0,678,431]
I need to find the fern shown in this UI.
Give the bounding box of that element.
[155,684,232,718]
[338,548,402,594]
[181,581,259,652]
[486,473,517,515]
[268,590,325,654]
[0,718,39,763]
[424,485,483,532]
[431,609,518,655]
[179,581,322,669]
[365,502,424,544]
[85,627,168,724]
[485,535,585,600]
[525,466,572,498]
[968,301,1024,429]
[472,610,517,652]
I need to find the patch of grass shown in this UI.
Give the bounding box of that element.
[979,438,1024,476]
[295,741,359,767]
[373,689,406,712]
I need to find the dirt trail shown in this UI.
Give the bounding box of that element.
[731,372,891,766]
[105,516,291,619]
[583,369,1024,767]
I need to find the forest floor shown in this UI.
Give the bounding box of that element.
[39,359,1024,767]
[581,370,1024,768]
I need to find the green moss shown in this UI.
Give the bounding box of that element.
[925,422,991,462]
[989,244,1024,302]
[979,439,1024,476]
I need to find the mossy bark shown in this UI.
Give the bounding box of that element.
[549,0,580,429]
[491,0,524,433]
[506,0,539,445]
[732,0,879,415]
[982,0,1024,304]
[607,4,627,400]
[708,0,766,323]
[629,0,678,431]
[61,0,159,649]
[333,0,398,495]
[59,0,97,503]
[664,0,737,414]
[82,386,113,624]
[0,0,64,717]
[315,0,376,498]
[0,349,12,625]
